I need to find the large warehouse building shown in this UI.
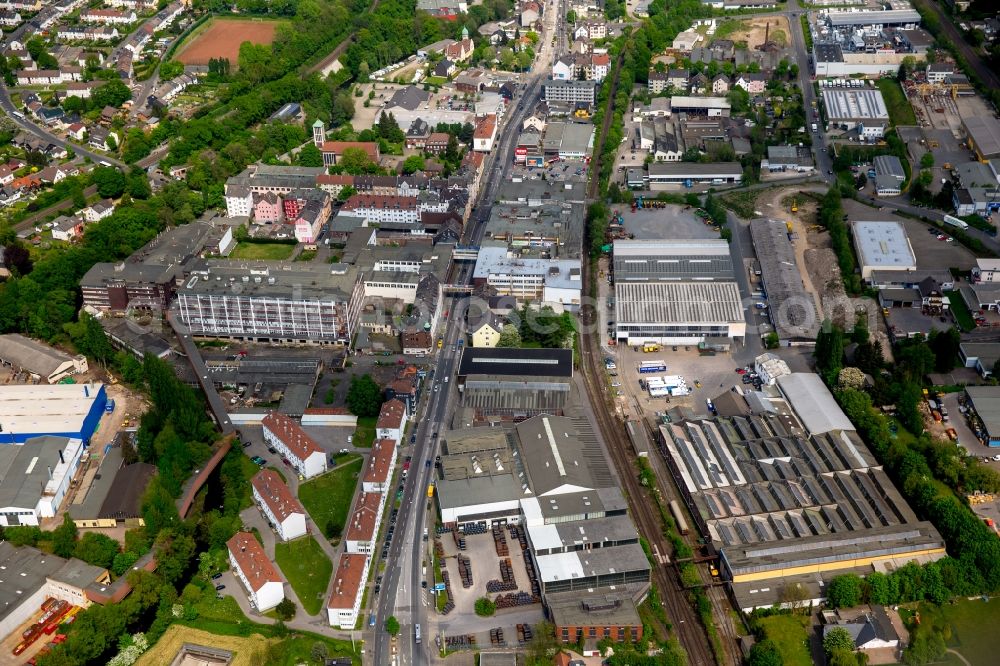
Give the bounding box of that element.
[749,218,820,344]
[0,383,108,444]
[612,240,745,346]
[821,88,890,139]
[850,221,916,280]
[0,435,86,526]
[0,334,89,384]
[434,411,651,645]
[660,374,946,611]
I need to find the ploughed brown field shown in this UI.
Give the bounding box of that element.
[175,19,282,67]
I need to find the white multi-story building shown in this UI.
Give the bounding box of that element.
[0,436,85,527]
[227,532,285,611]
[224,185,253,218]
[80,8,136,23]
[262,412,328,479]
[340,195,420,224]
[375,399,408,444]
[363,439,396,493]
[344,491,384,555]
[973,259,1000,283]
[327,553,369,628]
[251,469,307,541]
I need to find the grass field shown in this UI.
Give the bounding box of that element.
[137,625,269,665]
[275,537,332,616]
[755,614,812,666]
[176,595,360,664]
[876,78,917,126]
[353,415,377,448]
[298,455,362,539]
[174,17,289,67]
[230,242,295,260]
[946,290,975,331]
[935,597,1000,666]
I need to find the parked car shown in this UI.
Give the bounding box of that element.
[211,573,223,580]
[215,584,225,591]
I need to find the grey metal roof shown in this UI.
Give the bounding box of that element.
[873,155,905,181]
[851,221,915,270]
[435,473,521,509]
[613,239,734,280]
[614,282,743,325]
[458,347,574,378]
[517,415,607,496]
[0,435,77,511]
[826,9,920,27]
[0,542,76,626]
[965,386,1000,438]
[0,334,74,379]
[647,161,743,177]
[776,373,855,434]
[748,218,820,340]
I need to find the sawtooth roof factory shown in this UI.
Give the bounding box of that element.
[659,373,946,611]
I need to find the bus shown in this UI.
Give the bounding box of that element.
[414,623,422,644]
[943,214,969,230]
[669,500,690,535]
[638,361,667,374]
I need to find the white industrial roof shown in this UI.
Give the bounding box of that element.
[776,373,855,434]
[852,221,916,269]
[535,551,585,582]
[526,523,562,551]
[0,383,103,436]
[612,239,731,257]
[821,88,889,122]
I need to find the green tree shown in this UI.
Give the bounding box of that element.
[764,332,779,349]
[74,532,121,569]
[824,627,856,656]
[474,597,496,616]
[153,528,196,586]
[276,598,297,620]
[51,514,78,559]
[311,641,329,663]
[92,166,127,198]
[497,323,522,347]
[346,374,384,417]
[298,143,324,167]
[920,152,934,169]
[159,60,185,80]
[140,477,180,537]
[826,574,863,608]
[336,147,377,174]
[385,615,400,636]
[928,328,960,372]
[748,639,783,666]
[401,155,426,174]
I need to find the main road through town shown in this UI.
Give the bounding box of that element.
[370,2,566,666]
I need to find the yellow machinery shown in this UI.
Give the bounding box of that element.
[790,198,798,213]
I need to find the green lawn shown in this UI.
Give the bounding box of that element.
[425,76,448,86]
[932,597,1000,666]
[275,536,332,616]
[230,242,295,260]
[876,78,917,126]
[298,455,362,539]
[756,614,812,666]
[182,593,359,664]
[353,415,377,448]
[946,290,974,332]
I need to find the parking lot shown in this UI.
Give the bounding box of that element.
[606,344,748,422]
[615,205,720,240]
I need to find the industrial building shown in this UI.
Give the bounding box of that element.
[775,373,855,434]
[962,116,1000,161]
[472,247,582,312]
[669,96,732,117]
[851,221,916,280]
[821,88,890,139]
[175,261,364,346]
[645,162,743,188]
[873,155,906,196]
[0,334,88,384]
[0,542,110,640]
[433,412,650,643]
[611,239,744,345]
[457,347,574,381]
[964,385,1000,445]
[613,282,745,346]
[749,218,821,344]
[0,383,108,444]
[659,378,946,611]
[0,436,85,526]
[68,435,155,529]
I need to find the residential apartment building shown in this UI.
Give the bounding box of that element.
[340,195,420,224]
[81,262,182,312]
[80,8,136,23]
[227,532,285,611]
[375,398,409,443]
[345,491,385,555]
[473,114,498,152]
[363,439,397,493]
[261,412,328,479]
[251,469,307,541]
[327,553,368,628]
[543,79,596,106]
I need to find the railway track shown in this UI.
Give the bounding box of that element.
[586,43,626,199]
[577,271,715,666]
